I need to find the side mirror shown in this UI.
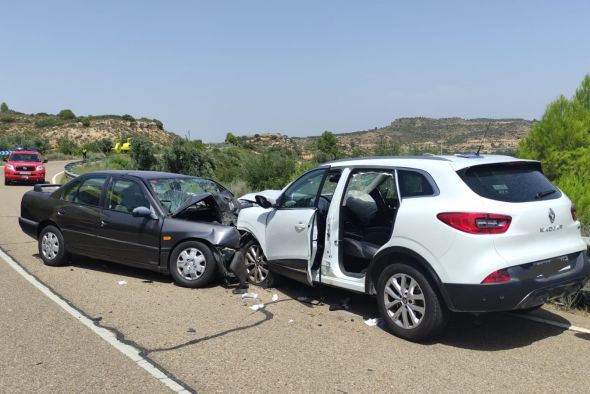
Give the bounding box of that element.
[255,195,276,209]
[43,159,48,163]
[132,206,153,218]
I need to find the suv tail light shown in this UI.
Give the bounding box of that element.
[571,204,577,221]
[437,212,512,234]
[481,269,511,283]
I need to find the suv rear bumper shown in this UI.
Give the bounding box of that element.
[442,251,590,312]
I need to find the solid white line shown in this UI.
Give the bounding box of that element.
[0,248,191,393]
[51,171,64,184]
[509,312,590,334]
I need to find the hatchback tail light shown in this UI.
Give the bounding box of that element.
[481,269,511,283]
[571,204,577,221]
[437,212,512,234]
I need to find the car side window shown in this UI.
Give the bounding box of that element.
[279,169,326,209]
[398,170,435,198]
[69,177,106,206]
[61,180,82,202]
[107,179,151,213]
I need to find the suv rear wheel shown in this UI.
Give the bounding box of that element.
[377,263,448,341]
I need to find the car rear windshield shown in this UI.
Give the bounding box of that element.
[10,153,40,162]
[457,162,561,203]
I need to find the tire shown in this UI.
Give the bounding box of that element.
[4,179,9,186]
[243,239,279,288]
[377,263,448,342]
[169,241,217,288]
[38,225,69,266]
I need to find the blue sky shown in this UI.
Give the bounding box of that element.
[1,1,589,142]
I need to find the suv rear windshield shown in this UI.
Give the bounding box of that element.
[457,162,561,203]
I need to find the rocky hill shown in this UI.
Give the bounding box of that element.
[237,117,534,156]
[0,110,176,148]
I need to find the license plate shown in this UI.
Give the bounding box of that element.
[19,172,31,175]
[531,255,571,278]
[21,176,29,180]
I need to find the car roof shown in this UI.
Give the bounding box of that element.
[82,170,200,180]
[326,154,537,171]
[10,150,40,155]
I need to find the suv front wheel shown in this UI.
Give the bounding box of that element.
[377,263,448,342]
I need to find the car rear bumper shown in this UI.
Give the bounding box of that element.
[443,251,590,312]
[19,217,39,239]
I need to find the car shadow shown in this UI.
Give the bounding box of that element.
[259,279,584,350]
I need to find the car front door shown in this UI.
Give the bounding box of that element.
[264,168,328,285]
[98,176,163,267]
[54,176,107,256]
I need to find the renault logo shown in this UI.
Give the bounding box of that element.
[548,208,556,224]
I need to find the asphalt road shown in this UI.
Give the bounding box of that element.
[1,161,590,393]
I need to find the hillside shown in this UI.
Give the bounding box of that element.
[0,110,176,148]
[237,117,534,156]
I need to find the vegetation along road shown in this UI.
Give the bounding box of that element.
[1,161,590,393]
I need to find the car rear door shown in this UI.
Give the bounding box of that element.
[97,176,163,267]
[55,176,106,256]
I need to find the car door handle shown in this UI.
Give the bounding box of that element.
[294,222,306,230]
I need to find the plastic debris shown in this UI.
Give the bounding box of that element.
[250,304,265,311]
[288,319,294,324]
[187,327,196,333]
[364,318,379,327]
[241,292,258,299]
[117,280,127,286]
[271,294,279,302]
[297,296,309,302]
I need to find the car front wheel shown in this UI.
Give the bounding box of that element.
[38,225,69,266]
[377,263,448,342]
[169,241,217,288]
[243,239,278,288]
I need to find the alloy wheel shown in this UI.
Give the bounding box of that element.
[245,244,269,284]
[383,273,426,329]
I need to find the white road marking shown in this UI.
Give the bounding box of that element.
[51,171,65,184]
[0,248,191,393]
[508,312,590,334]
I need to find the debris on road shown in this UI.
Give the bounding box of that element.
[271,294,279,302]
[288,319,294,324]
[187,327,196,333]
[364,318,381,327]
[329,297,351,311]
[250,304,265,311]
[117,280,127,286]
[241,292,258,300]
[297,296,310,302]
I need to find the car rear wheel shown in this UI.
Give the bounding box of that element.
[38,225,69,266]
[377,263,448,342]
[243,239,278,288]
[169,241,217,288]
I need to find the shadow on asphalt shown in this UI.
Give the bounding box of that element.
[41,254,581,350]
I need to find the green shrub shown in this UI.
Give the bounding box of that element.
[57,137,78,155]
[58,109,76,120]
[130,134,157,170]
[122,114,135,122]
[153,119,164,130]
[159,137,215,177]
[79,117,91,127]
[35,117,61,128]
[243,149,297,190]
[0,102,9,113]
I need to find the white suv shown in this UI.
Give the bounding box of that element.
[237,155,590,341]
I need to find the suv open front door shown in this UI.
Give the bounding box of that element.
[263,168,328,285]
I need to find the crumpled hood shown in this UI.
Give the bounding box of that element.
[172,192,239,226]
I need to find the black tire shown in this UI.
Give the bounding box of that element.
[377,263,448,342]
[243,239,279,288]
[169,241,217,288]
[4,179,9,186]
[38,225,69,266]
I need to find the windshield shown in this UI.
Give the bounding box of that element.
[9,153,41,162]
[148,177,231,213]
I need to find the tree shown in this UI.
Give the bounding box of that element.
[225,132,238,145]
[58,109,76,120]
[315,131,340,162]
[130,135,157,170]
[57,136,78,155]
[243,149,297,190]
[0,102,8,113]
[518,74,590,226]
[159,137,215,177]
[94,138,113,154]
[374,135,401,156]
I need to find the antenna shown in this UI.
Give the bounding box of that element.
[476,122,491,156]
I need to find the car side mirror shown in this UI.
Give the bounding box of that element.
[132,206,153,218]
[255,195,276,209]
[43,159,48,163]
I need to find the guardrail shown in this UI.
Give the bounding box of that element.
[63,158,106,180]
